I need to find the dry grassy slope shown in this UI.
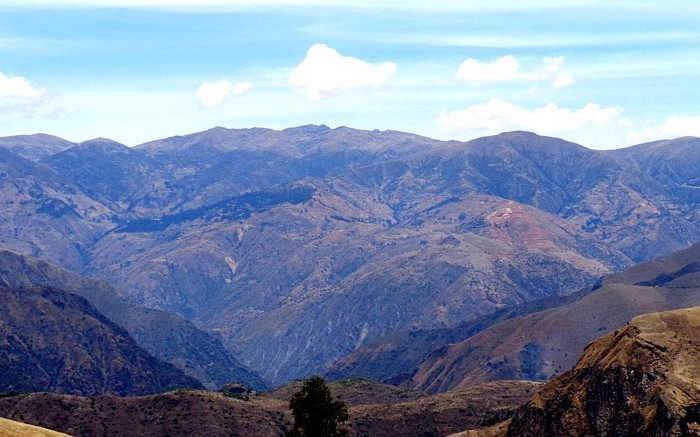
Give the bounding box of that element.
[0,417,73,437]
[0,380,537,437]
[0,249,267,391]
[506,307,700,436]
[0,287,202,396]
[409,242,700,394]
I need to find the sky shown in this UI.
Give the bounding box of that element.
[0,1,699,149]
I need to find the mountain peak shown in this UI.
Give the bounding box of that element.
[282,124,331,134]
[0,133,76,160]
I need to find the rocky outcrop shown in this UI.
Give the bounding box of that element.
[507,307,700,436]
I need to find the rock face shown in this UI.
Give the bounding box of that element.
[2,127,700,384]
[507,307,700,436]
[404,242,700,393]
[0,287,203,396]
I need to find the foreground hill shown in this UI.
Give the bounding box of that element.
[408,242,700,393]
[0,417,72,437]
[0,287,202,396]
[0,248,267,391]
[2,127,700,383]
[506,307,700,436]
[0,380,537,437]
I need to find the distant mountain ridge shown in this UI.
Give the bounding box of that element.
[1,126,699,384]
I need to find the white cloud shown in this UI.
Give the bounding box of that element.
[289,43,397,101]
[195,79,252,108]
[456,55,574,89]
[0,71,60,118]
[232,81,253,96]
[438,99,623,135]
[629,115,700,143]
[0,72,44,98]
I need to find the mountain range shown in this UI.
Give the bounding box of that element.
[1,126,699,385]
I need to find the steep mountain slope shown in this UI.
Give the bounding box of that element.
[326,287,594,385]
[0,146,115,272]
[344,131,700,262]
[0,248,267,391]
[0,286,202,396]
[409,242,700,393]
[42,138,163,212]
[506,307,700,436]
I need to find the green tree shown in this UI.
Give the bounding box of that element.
[286,376,349,437]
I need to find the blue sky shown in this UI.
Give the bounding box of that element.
[0,1,699,149]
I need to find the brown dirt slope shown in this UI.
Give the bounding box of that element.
[506,307,700,436]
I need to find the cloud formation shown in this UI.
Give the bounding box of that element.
[630,115,700,142]
[289,43,396,101]
[0,71,59,118]
[0,72,44,98]
[195,79,252,108]
[438,99,622,136]
[456,56,574,89]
